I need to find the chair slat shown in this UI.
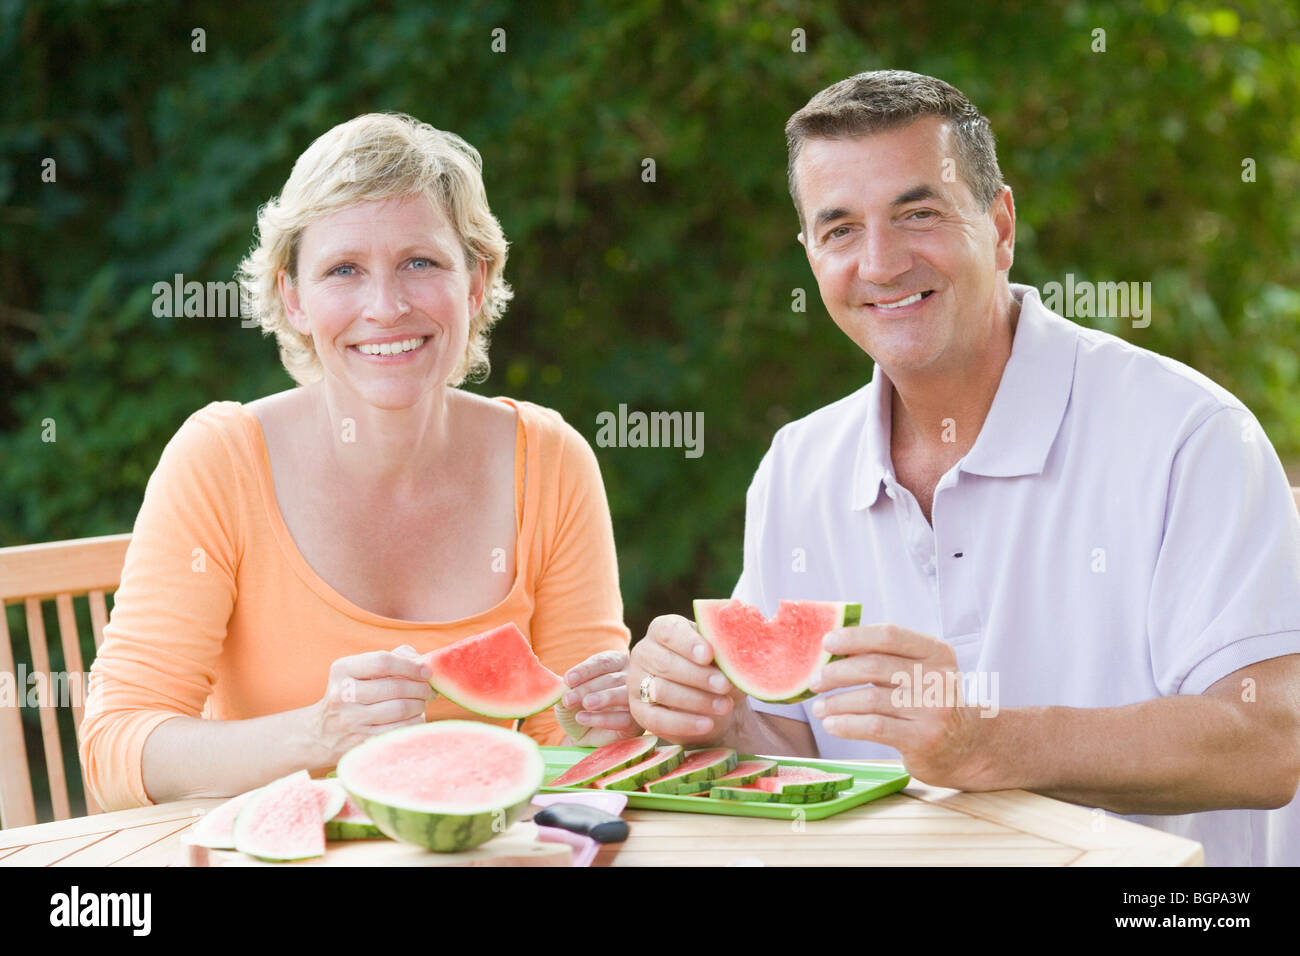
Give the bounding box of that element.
[23,598,71,822]
[0,609,38,829]
[88,591,109,650]
[55,594,87,734]
[0,535,131,603]
[55,594,99,815]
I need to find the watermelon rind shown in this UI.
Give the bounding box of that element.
[643,748,738,793]
[425,624,566,719]
[714,759,779,787]
[694,600,861,703]
[337,722,545,853]
[708,786,779,803]
[326,817,387,841]
[709,785,836,804]
[596,746,685,790]
[233,771,327,862]
[547,735,660,788]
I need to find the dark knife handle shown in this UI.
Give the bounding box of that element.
[533,803,629,843]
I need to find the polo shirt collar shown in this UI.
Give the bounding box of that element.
[850,283,1079,509]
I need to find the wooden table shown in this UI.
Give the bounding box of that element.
[0,763,1202,867]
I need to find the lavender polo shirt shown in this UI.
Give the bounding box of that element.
[736,283,1300,866]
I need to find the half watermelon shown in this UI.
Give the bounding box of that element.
[424,622,566,719]
[337,721,545,852]
[694,599,861,703]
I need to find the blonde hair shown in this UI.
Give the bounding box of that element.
[237,113,513,386]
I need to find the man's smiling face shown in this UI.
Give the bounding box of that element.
[795,116,1014,378]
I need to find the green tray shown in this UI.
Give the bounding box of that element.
[539,747,910,821]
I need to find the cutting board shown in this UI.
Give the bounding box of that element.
[186,821,570,867]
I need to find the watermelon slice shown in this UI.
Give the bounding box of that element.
[233,771,329,862]
[315,779,386,840]
[643,748,738,794]
[547,736,660,788]
[337,721,545,852]
[424,623,565,719]
[755,766,854,795]
[595,746,685,790]
[694,599,861,702]
[714,759,779,787]
[189,788,260,850]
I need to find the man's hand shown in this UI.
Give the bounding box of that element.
[627,614,745,747]
[810,623,992,789]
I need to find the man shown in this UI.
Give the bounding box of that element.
[627,70,1300,866]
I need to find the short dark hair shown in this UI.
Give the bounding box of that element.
[786,70,1004,226]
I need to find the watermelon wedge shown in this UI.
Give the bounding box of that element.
[189,788,260,850]
[424,623,565,719]
[233,771,328,862]
[643,748,738,793]
[316,779,386,840]
[755,766,854,795]
[714,759,779,787]
[547,736,660,788]
[694,599,861,702]
[337,721,545,852]
[596,746,685,790]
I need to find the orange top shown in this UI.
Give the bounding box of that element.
[80,397,630,811]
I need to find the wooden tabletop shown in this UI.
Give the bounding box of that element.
[0,763,1203,867]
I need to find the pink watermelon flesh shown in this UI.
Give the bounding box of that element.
[424,623,565,719]
[234,773,327,861]
[548,736,659,788]
[695,600,852,702]
[347,726,535,807]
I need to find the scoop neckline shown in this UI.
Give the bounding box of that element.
[236,395,531,629]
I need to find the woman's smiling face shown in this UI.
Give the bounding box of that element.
[279,193,486,409]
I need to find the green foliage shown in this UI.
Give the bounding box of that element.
[3,0,1298,649]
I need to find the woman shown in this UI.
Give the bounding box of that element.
[80,113,639,810]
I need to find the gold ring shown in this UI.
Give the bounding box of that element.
[639,675,657,705]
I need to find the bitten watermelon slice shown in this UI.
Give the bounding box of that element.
[547,736,660,788]
[694,599,861,702]
[424,623,565,719]
[596,746,685,790]
[337,721,544,852]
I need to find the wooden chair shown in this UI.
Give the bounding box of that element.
[0,534,131,829]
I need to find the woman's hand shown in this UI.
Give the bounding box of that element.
[627,615,745,747]
[308,644,433,764]
[555,649,642,747]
